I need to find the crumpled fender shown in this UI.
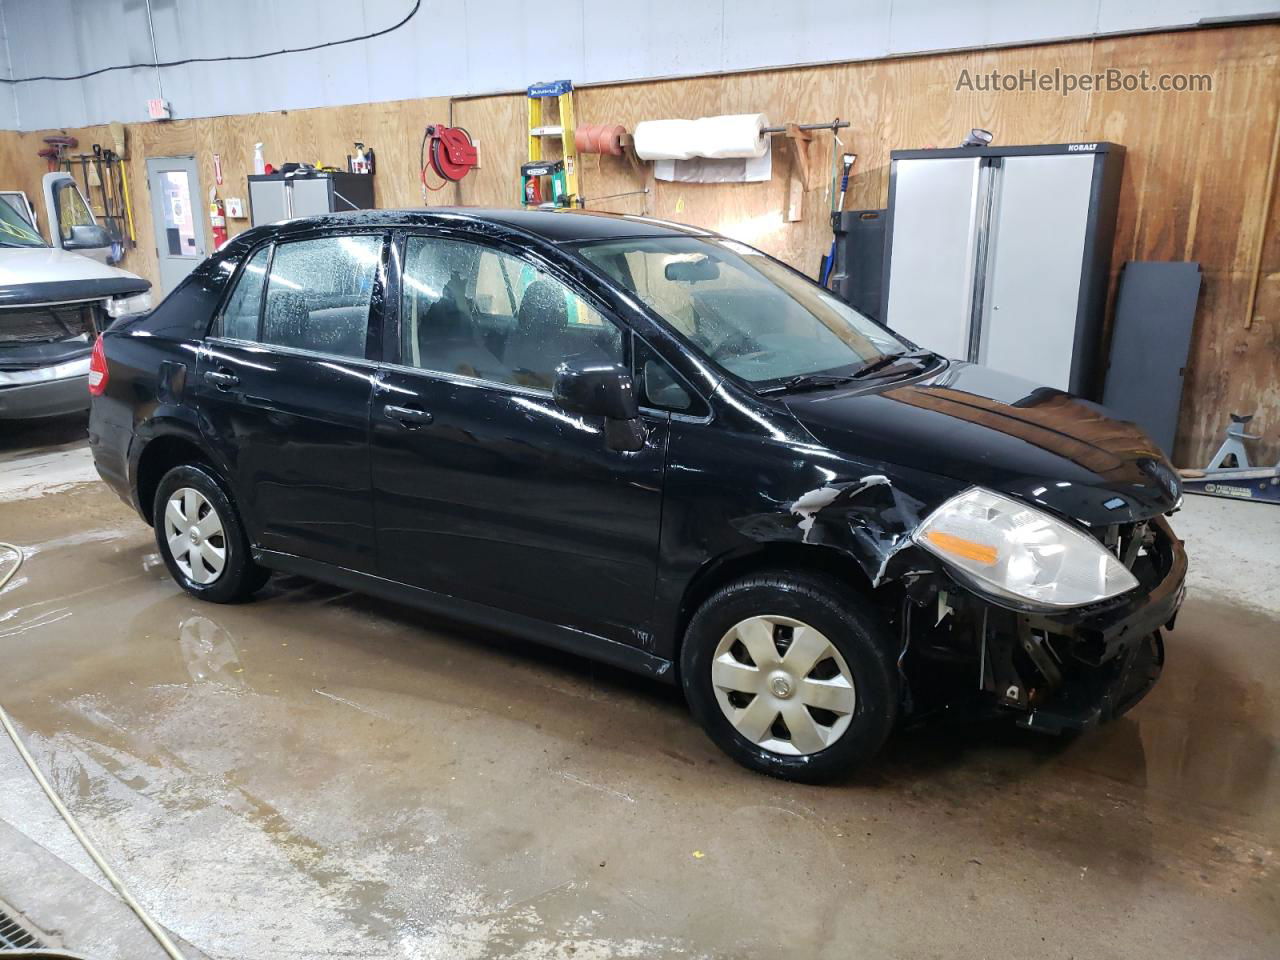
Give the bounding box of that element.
[787,473,936,587]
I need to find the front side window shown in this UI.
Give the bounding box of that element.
[573,236,906,387]
[261,235,382,358]
[54,180,95,242]
[400,235,623,390]
[217,245,270,340]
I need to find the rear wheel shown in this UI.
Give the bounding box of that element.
[681,571,898,783]
[154,464,268,603]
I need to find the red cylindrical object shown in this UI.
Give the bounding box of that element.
[574,123,626,156]
[429,125,478,181]
[593,124,626,156]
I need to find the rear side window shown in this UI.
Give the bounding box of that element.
[261,235,382,359]
[218,245,270,340]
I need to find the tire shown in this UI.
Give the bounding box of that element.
[681,570,899,783]
[153,463,269,604]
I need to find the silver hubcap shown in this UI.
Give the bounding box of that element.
[711,615,856,756]
[164,487,227,585]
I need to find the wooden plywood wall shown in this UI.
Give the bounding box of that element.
[1,24,1276,469]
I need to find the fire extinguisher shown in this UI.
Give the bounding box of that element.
[209,188,228,250]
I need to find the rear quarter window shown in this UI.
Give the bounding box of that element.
[217,245,270,340]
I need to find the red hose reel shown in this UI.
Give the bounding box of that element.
[421,124,478,190]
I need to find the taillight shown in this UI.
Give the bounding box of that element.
[88,337,109,396]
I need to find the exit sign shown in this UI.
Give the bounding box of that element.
[147,98,171,120]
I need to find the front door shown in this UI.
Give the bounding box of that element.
[370,232,668,646]
[193,231,387,571]
[146,156,205,295]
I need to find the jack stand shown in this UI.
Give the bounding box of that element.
[1180,413,1280,504]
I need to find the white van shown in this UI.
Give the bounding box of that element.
[0,173,152,419]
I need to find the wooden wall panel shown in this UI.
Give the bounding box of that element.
[1,24,1276,468]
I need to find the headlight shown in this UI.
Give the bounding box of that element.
[913,487,1138,609]
[105,290,153,318]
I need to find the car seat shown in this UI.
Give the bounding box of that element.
[504,280,575,389]
[417,290,505,381]
[265,290,309,350]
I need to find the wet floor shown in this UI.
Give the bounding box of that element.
[1,432,1277,958]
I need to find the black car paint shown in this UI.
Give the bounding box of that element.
[89,208,1186,727]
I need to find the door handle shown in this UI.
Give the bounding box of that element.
[383,404,433,427]
[203,369,239,390]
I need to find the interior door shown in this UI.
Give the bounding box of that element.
[370,232,668,646]
[194,232,386,571]
[41,172,111,263]
[146,156,206,295]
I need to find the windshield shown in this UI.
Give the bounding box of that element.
[0,196,47,248]
[573,235,907,386]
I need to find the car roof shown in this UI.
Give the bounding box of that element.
[263,207,716,245]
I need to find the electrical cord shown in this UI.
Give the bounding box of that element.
[0,541,188,960]
[0,540,21,591]
[0,0,421,84]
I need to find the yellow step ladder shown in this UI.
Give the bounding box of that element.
[522,80,578,207]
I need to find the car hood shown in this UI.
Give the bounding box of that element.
[783,361,1181,527]
[0,247,149,305]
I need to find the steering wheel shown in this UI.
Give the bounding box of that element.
[708,331,758,362]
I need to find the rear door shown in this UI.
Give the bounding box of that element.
[370,230,669,646]
[194,231,387,572]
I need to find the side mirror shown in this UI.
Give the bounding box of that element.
[65,223,110,249]
[553,361,645,452]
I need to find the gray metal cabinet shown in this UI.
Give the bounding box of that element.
[247,172,375,227]
[881,143,1124,396]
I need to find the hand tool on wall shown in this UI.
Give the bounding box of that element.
[117,152,137,247]
[820,152,856,286]
[92,145,120,241]
[79,152,92,206]
[38,135,77,172]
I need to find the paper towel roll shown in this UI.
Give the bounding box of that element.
[633,119,699,160]
[696,113,770,159]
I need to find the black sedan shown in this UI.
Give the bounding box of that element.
[88,209,1186,782]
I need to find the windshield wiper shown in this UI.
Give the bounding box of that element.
[757,351,942,396]
[850,350,940,379]
[757,373,858,396]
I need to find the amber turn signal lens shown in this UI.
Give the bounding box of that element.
[925,531,998,566]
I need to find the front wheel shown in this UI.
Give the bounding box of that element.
[681,571,899,783]
[153,463,269,603]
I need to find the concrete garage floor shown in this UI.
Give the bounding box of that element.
[1,419,1277,959]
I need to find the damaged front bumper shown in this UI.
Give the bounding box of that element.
[904,514,1186,733]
